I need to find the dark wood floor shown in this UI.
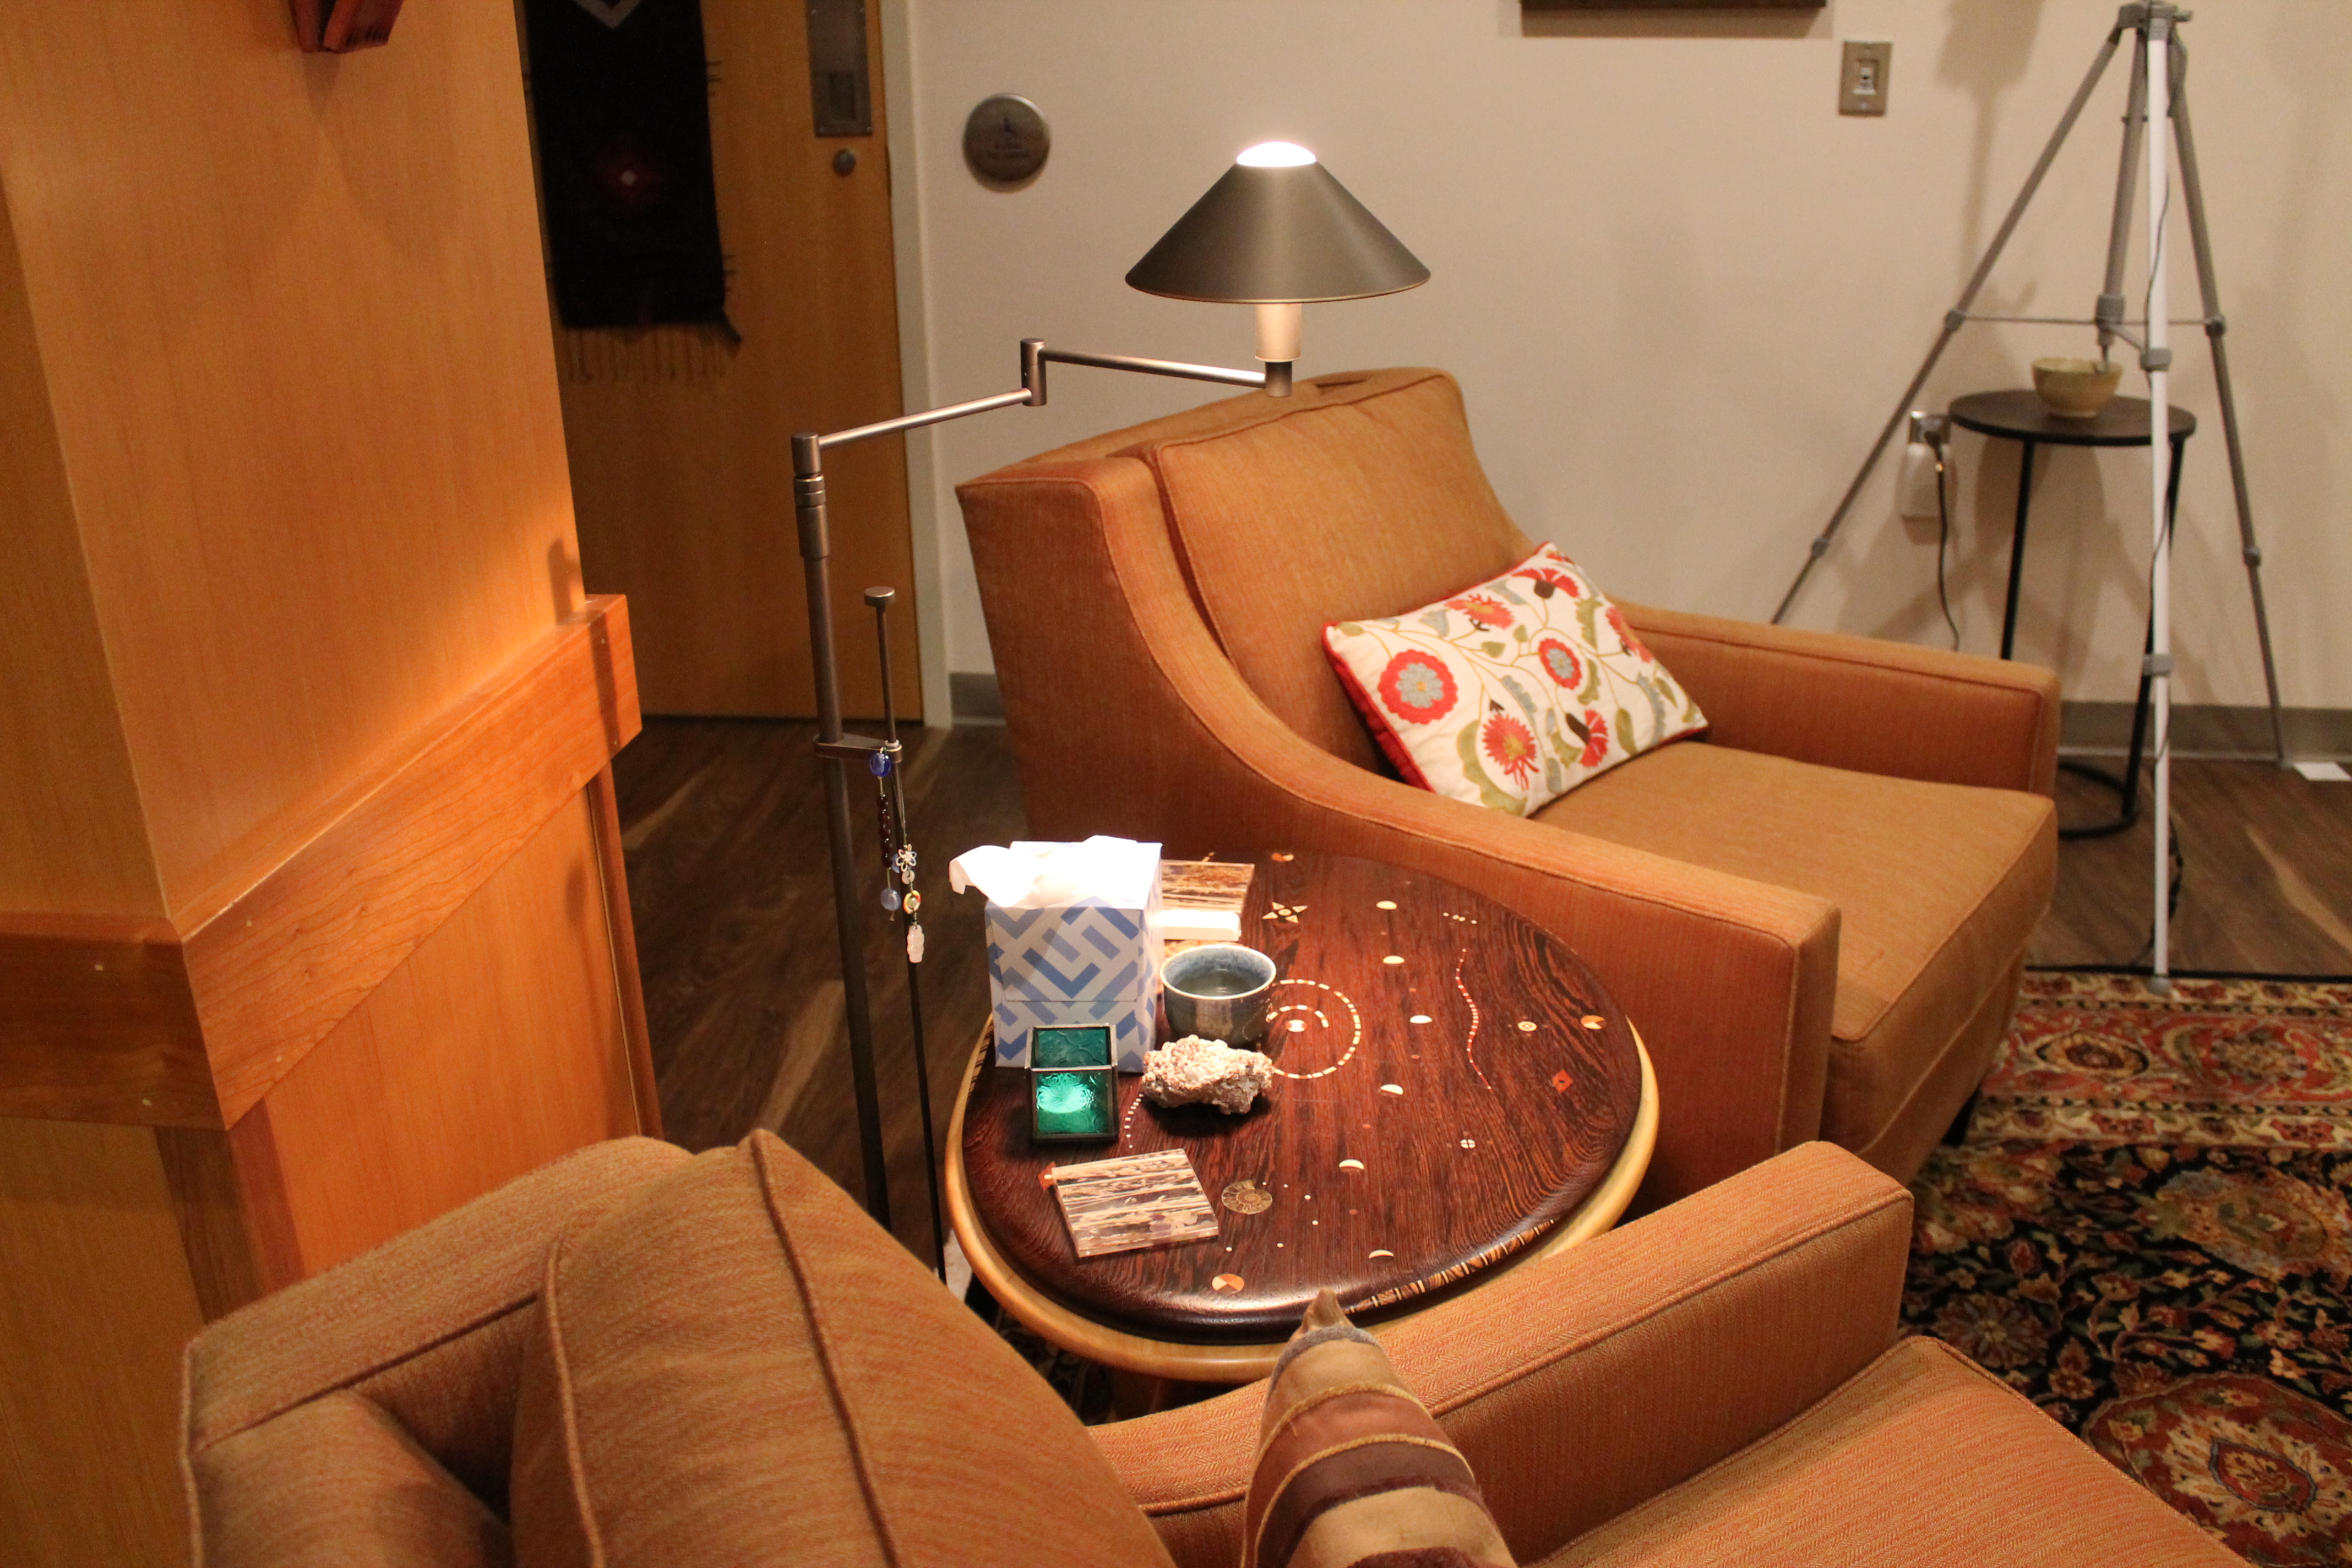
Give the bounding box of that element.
[612,720,2352,1246]
[612,719,1025,1256]
[2032,759,2352,973]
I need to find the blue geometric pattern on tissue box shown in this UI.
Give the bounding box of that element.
[986,896,1161,1072]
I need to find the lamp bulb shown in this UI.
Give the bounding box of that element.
[1255,301,1303,364]
[1236,141,1315,168]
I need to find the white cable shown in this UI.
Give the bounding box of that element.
[2147,28,2173,992]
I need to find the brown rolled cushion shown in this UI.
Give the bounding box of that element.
[508,1130,1175,1568]
[1247,1291,1515,1568]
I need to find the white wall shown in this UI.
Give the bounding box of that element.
[889,0,2349,711]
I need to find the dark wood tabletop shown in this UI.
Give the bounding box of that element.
[955,853,1643,1340]
[1949,390,2195,447]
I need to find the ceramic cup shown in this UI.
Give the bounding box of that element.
[1160,943,1277,1046]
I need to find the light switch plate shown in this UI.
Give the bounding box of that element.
[1841,41,1892,116]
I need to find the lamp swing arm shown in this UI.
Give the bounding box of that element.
[785,337,1271,1227]
[807,339,1271,461]
[1771,19,2130,626]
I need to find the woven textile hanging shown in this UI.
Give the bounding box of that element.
[523,0,736,337]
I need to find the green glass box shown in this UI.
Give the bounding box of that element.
[1030,1025,1117,1144]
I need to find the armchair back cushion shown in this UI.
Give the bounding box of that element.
[507,1130,1174,1568]
[1129,370,1534,771]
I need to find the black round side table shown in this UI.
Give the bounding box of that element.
[1948,390,2195,840]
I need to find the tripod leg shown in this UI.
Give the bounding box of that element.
[1772,24,2128,625]
[2095,32,2149,357]
[2169,37,2289,765]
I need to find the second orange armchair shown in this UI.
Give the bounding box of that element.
[957,368,2059,1206]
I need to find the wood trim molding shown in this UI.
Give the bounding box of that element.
[585,766,663,1141]
[0,918,214,1125]
[0,597,640,1128]
[153,1125,265,1320]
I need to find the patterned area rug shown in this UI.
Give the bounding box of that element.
[1910,972,2352,1565]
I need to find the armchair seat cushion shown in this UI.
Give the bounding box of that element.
[1534,742,2054,1147]
[1537,1337,2233,1566]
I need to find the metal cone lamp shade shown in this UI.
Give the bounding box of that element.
[1126,143,1428,304]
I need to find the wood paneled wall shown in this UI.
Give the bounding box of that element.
[0,3,658,1563]
[0,0,586,913]
[0,146,162,919]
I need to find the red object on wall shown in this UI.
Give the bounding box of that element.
[291,0,404,52]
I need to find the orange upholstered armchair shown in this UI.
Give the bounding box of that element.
[181,1135,2231,1565]
[957,369,2061,1206]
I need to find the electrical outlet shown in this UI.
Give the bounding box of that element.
[1841,41,1891,116]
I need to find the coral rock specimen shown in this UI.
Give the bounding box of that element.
[1142,1035,1275,1115]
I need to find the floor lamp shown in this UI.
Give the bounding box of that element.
[793,141,1428,1232]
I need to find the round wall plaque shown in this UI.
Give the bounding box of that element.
[963,94,1050,185]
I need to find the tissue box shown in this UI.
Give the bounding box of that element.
[984,842,1161,1071]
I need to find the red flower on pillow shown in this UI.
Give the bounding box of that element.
[1446,594,1513,630]
[1376,650,1458,725]
[1578,707,1610,768]
[1605,605,1655,663]
[1482,712,1538,786]
[1514,565,1581,600]
[1536,637,1583,689]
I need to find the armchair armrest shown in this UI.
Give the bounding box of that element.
[961,465,1842,1204]
[1623,602,2061,797]
[183,1137,690,1507]
[1091,1142,1912,1568]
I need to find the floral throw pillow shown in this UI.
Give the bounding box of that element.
[1322,543,1706,816]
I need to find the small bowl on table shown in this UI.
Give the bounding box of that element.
[1159,943,1276,1047]
[2032,357,2123,420]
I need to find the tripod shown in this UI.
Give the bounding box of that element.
[1773,4,2285,774]
[1774,3,2287,989]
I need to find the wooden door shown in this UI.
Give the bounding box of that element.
[548,0,918,720]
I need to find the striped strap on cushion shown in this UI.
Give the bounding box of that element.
[1243,1291,1516,1568]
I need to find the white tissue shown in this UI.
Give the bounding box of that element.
[1154,908,1241,941]
[947,834,1159,910]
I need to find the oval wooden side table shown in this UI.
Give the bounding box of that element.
[946,1038,1656,1384]
[944,852,1656,1384]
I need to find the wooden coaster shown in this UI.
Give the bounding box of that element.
[1048,1148,1221,1260]
[1158,859,1256,914]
